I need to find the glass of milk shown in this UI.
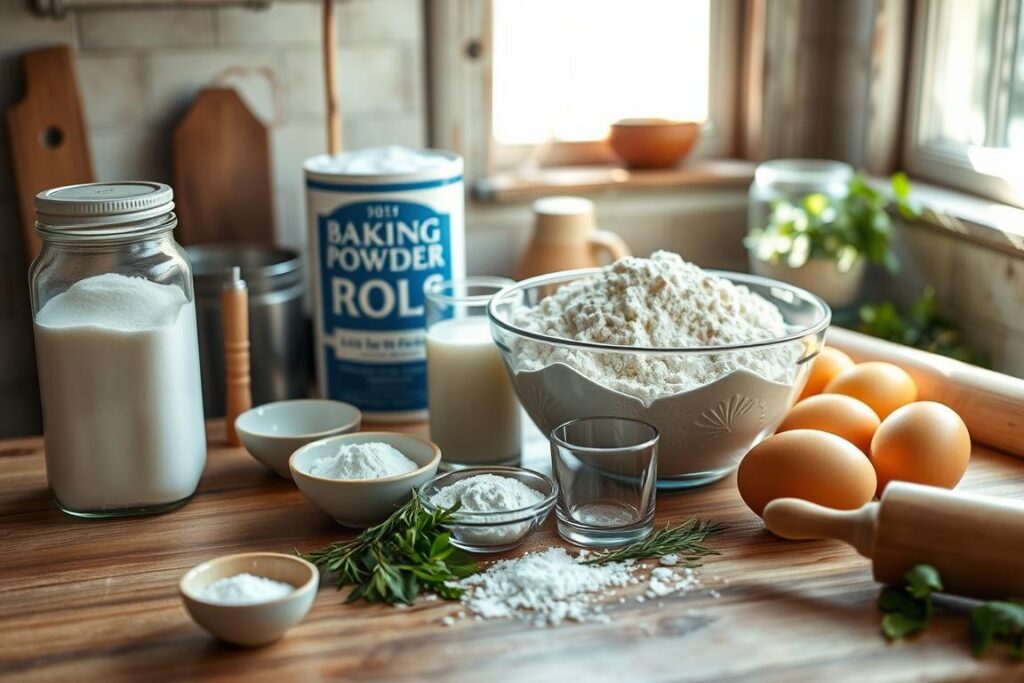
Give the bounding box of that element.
[425,277,521,468]
[28,182,207,517]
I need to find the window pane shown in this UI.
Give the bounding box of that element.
[491,0,711,145]
[922,0,999,147]
[1007,2,1024,150]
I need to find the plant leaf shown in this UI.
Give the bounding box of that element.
[878,587,925,618]
[907,565,943,599]
[883,612,928,639]
[891,172,911,200]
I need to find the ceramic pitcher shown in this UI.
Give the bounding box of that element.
[514,196,630,280]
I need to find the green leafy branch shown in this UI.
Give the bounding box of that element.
[300,496,478,605]
[746,171,921,273]
[859,288,990,367]
[879,564,1024,658]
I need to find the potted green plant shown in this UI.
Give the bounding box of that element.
[745,171,920,307]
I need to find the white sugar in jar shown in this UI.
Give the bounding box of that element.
[304,147,465,422]
[29,182,207,517]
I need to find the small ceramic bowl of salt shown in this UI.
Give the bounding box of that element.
[418,467,558,553]
[179,552,318,646]
[289,432,441,527]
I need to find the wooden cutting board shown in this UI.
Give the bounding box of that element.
[172,88,275,246]
[5,46,95,263]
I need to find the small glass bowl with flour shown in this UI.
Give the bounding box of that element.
[290,433,442,527]
[418,467,558,553]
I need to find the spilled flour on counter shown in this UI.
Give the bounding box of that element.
[511,251,797,401]
[442,548,708,627]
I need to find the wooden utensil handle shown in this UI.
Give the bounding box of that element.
[763,498,879,558]
[827,327,1024,458]
[222,270,251,446]
[872,482,1024,599]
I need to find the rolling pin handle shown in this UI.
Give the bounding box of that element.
[763,498,879,558]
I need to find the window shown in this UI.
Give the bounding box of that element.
[905,0,1024,206]
[429,0,740,180]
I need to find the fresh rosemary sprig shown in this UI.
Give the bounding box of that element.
[581,516,726,566]
[300,496,478,605]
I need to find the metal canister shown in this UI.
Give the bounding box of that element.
[188,244,308,417]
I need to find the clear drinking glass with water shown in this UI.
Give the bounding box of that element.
[425,277,521,469]
[551,416,658,547]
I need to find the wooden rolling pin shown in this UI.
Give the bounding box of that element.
[764,482,1024,599]
[827,326,1024,458]
[222,267,251,446]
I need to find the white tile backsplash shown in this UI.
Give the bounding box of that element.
[216,2,321,46]
[0,0,73,51]
[344,111,425,148]
[337,44,408,112]
[281,48,325,119]
[145,50,281,123]
[77,54,146,128]
[78,7,215,50]
[339,0,422,44]
[90,127,169,182]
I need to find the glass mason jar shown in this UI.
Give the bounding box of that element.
[29,182,207,518]
[748,159,854,233]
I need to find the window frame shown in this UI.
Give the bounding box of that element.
[428,0,742,183]
[903,0,1024,208]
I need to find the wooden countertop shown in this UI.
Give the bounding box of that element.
[3,420,1024,682]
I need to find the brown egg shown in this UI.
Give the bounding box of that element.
[824,361,917,419]
[799,346,855,400]
[870,401,971,494]
[737,429,877,518]
[777,394,881,453]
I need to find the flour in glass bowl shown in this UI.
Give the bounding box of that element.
[511,251,797,402]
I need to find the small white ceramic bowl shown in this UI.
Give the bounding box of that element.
[289,432,441,528]
[179,552,318,647]
[235,399,362,478]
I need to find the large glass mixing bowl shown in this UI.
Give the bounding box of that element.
[488,268,831,489]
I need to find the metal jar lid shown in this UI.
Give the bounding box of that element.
[35,182,175,228]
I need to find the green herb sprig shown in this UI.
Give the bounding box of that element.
[581,517,726,566]
[859,288,990,368]
[300,497,478,605]
[878,564,943,638]
[879,564,1024,659]
[745,171,920,273]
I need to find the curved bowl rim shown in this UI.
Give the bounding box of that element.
[418,466,559,524]
[235,399,362,441]
[178,552,319,608]
[289,432,442,484]
[487,267,831,354]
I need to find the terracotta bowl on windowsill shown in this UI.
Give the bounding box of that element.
[607,119,700,169]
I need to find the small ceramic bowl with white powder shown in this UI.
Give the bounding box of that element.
[235,399,362,478]
[290,432,441,527]
[418,467,558,553]
[179,552,318,646]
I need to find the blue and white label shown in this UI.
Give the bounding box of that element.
[317,199,453,411]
